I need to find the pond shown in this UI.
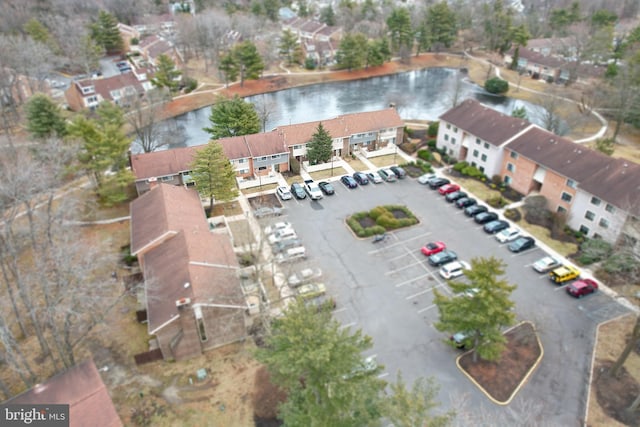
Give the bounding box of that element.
[140,68,557,152]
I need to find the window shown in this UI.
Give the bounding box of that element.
[444,134,449,141]
[504,176,512,184]
[599,218,610,228]
[472,150,479,158]
[237,158,245,163]
[481,154,487,161]
[507,163,515,172]
[446,124,451,130]
[451,137,456,145]
[605,204,616,213]
[561,192,572,202]
[591,196,601,206]
[271,154,279,159]
[476,138,481,145]
[510,151,518,159]
[260,156,267,161]
[584,211,595,221]
[258,166,267,171]
[449,149,454,155]
[239,168,249,174]
[453,127,458,132]
[484,142,490,149]
[566,179,577,189]
[479,166,485,173]
[557,206,567,213]
[293,145,302,149]
[579,225,590,234]
[161,176,173,182]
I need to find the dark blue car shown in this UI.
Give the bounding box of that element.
[341,175,358,188]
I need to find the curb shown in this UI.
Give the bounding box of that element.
[454,321,544,405]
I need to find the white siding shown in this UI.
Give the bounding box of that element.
[568,189,628,243]
[436,121,463,159]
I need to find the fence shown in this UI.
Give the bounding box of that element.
[133,348,163,365]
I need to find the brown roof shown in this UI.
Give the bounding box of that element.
[131,108,404,181]
[515,47,565,69]
[439,99,531,146]
[131,184,242,333]
[130,146,197,181]
[130,184,205,255]
[6,359,122,427]
[507,126,640,215]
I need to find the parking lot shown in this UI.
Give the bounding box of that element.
[265,174,630,424]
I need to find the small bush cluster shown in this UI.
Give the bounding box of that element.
[417,149,433,162]
[453,161,485,179]
[347,205,418,237]
[427,121,439,137]
[183,77,198,93]
[504,208,521,222]
[486,195,508,208]
[576,238,613,265]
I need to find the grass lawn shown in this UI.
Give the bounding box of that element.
[516,216,578,257]
[454,176,502,202]
[344,158,369,171]
[241,183,278,195]
[284,174,303,185]
[368,154,401,167]
[309,167,347,180]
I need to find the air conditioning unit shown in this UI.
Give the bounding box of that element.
[175,298,191,308]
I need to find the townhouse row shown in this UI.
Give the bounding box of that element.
[437,99,640,247]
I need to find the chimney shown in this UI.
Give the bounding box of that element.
[175,297,191,309]
[148,176,158,189]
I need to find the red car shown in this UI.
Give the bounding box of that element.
[438,184,460,195]
[566,279,598,298]
[421,241,446,256]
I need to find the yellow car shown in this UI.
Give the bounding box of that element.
[549,265,580,284]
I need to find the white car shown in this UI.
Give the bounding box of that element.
[268,228,298,245]
[532,256,562,273]
[288,267,323,287]
[439,261,470,280]
[276,186,292,201]
[264,221,293,236]
[495,227,521,243]
[418,173,437,184]
[297,282,326,299]
[366,171,384,184]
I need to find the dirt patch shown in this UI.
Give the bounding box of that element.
[594,361,640,426]
[458,322,542,404]
[358,216,377,228]
[252,366,286,422]
[248,194,282,210]
[210,201,243,217]
[390,208,409,219]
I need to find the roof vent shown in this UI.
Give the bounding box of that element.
[184,282,190,288]
[176,297,191,308]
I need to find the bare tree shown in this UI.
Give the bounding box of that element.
[253,95,277,133]
[610,315,640,378]
[126,88,170,153]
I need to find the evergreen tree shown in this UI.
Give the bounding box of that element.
[190,140,239,210]
[433,256,516,363]
[387,7,414,54]
[90,10,123,53]
[306,122,333,165]
[235,41,264,87]
[335,33,368,71]
[509,24,530,70]
[511,106,528,120]
[204,95,261,140]
[426,2,457,50]
[415,22,432,55]
[25,94,67,139]
[263,0,280,21]
[151,54,182,93]
[481,0,514,54]
[219,52,239,87]
[279,29,302,66]
[255,300,386,427]
[23,18,51,45]
[320,5,336,26]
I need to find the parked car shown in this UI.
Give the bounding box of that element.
[254,206,283,219]
[268,228,298,245]
[116,61,131,72]
[288,267,323,287]
[353,172,369,185]
[464,205,488,217]
[508,236,536,252]
[273,238,303,253]
[367,171,384,184]
[495,227,521,243]
[304,295,337,311]
[438,184,460,195]
[318,181,335,195]
[297,282,327,300]
[264,221,292,235]
[428,177,450,189]
[304,179,324,200]
[450,331,471,349]
[276,186,292,201]
[445,191,467,202]
[455,197,477,209]
[290,182,307,199]
[474,212,499,224]
[421,241,446,256]
[439,261,470,280]
[341,175,358,188]
[483,220,509,234]
[532,256,562,273]
[378,169,397,182]
[566,279,598,298]
[275,246,306,264]
[428,250,458,266]
[417,173,436,184]
[390,166,407,179]
[549,265,580,284]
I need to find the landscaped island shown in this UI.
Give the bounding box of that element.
[347,205,419,237]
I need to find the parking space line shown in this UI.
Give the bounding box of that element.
[417,303,437,313]
[395,273,432,287]
[387,252,413,262]
[385,261,424,276]
[396,232,433,244]
[511,248,542,257]
[340,322,357,329]
[333,307,347,314]
[554,284,569,291]
[406,288,433,300]
[377,372,389,379]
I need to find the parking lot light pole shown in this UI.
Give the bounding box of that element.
[331,153,334,177]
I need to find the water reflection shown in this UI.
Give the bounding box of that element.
[139,68,556,152]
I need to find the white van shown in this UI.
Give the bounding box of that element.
[439,261,470,280]
[276,246,306,264]
[268,229,298,245]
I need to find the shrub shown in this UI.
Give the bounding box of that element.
[427,139,437,150]
[486,195,507,208]
[427,121,439,137]
[504,208,521,222]
[461,165,484,179]
[183,77,198,93]
[453,161,468,172]
[485,77,509,94]
[402,142,417,153]
[369,206,386,220]
[577,238,613,265]
[491,175,503,186]
[405,127,414,137]
[603,252,638,274]
[131,37,139,45]
[376,213,397,229]
[347,216,365,237]
[417,149,433,162]
[304,57,316,70]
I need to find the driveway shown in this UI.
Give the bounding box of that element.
[269,176,629,424]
